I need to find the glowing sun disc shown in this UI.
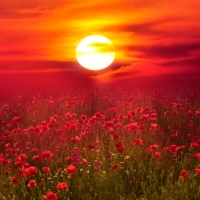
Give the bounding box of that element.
[76,35,115,70]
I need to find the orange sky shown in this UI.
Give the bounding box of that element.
[1,0,200,84]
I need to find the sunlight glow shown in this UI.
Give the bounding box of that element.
[76,35,115,70]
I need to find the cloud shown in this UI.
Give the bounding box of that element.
[0,60,78,74]
[0,50,30,56]
[161,58,200,69]
[125,42,200,59]
[101,16,186,36]
[88,42,115,53]
[0,0,66,18]
[90,61,196,83]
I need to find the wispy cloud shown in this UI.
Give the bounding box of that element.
[0,60,79,74]
[91,61,195,83]
[0,0,66,19]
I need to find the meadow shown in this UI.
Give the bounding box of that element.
[1,83,200,200]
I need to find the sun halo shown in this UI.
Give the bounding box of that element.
[76,35,115,70]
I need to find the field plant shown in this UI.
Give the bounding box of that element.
[0,86,200,200]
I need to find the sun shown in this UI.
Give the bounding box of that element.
[76,35,115,70]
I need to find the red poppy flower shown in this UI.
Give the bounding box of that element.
[138,124,146,131]
[111,163,121,170]
[192,136,200,142]
[108,152,113,160]
[44,191,58,200]
[2,159,11,166]
[195,165,200,175]
[187,120,194,127]
[65,165,76,175]
[3,104,9,109]
[149,123,158,132]
[11,176,20,184]
[42,167,50,173]
[164,111,170,115]
[179,169,189,179]
[179,145,185,151]
[70,113,77,118]
[57,182,68,190]
[30,148,38,153]
[190,142,200,149]
[125,122,138,133]
[139,114,149,121]
[24,166,37,177]
[23,163,31,168]
[53,146,60,152]
[81,158,88,165]
[88,144,96,150]
[81,114,87,120]
[32,155,42,162]
[56,129,62,135]
[14,159,24,167]
[154,152,162,160]
[136,107,143,113]
[33,111,38,115]
[184,110,193,117]
[60,137,67,143]
[113,132,121,141]
[196,128,200,132]
[70,137,80,143]
[41,151,54,161]
[18,154,27,160]
[105,121,114,128]
[69,124,76,130]
[172,132,180,139]
[173,110,178,116]
[117,146,126,153]
[27,180,37,188]
[194,153,200,159]
[66,156,73,163]
[196,111,200,116]
[5,167,12,174]
[133,139,143,146]
[115,142,123,148]
[94,165,101,172]
[12,116,21,123]
[169,144,179,154]
[146,144,159,153]
[96,161,103,167]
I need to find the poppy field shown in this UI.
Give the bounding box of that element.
[1,85,200,200]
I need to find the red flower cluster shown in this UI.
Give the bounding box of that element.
[164,144,185,155]
[146,144,159,153]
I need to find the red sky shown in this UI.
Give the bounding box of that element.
[0,0,200,88]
